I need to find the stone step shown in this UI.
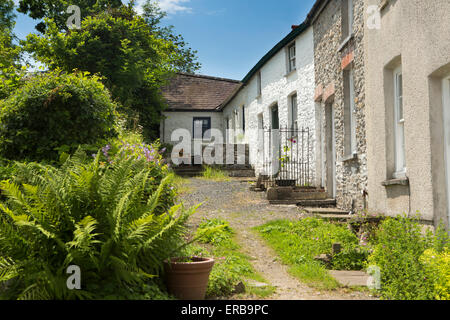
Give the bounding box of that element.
[269,199,336,206]
[329,270,370,287]
[302,207,349,215]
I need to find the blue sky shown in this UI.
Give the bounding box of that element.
[12,0,316,80]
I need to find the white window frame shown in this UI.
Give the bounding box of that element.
[290,93,298,133]
[349,70,357,154]
[442,75,450,227]
[393,66,406,177]
[348,0,353,36]
[257,71,262,97]
[287,42,296,73]
[344,67,356,156]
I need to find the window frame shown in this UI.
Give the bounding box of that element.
[257,71,262,97]
[393,66,406,177]
[287,42,296,73]
[192,117,212,141]
[342,0,354,40]
[290,93,298,133]
[343,67,357,156]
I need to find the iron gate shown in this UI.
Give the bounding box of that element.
[260,127,312,188]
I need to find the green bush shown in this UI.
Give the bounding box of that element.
[0,149,196,300]
[0,71,118,161]
[195,218,234,246]
[367,216,449,300]
[420,248,450,300]
[332,246,371,271]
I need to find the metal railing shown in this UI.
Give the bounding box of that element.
[260,127,312,188]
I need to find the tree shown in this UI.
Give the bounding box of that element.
[0,0,22,100]
[16,0,123,33]
[0,0,16,31]
[23,5,200,139]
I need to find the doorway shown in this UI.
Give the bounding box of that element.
[325,103,336,198]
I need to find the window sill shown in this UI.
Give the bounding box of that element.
[284,69,297,78]
[337,33,354,52]
[340,153,358,163]
[382,177,409,187]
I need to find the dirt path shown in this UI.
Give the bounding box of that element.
[178,177,375,300]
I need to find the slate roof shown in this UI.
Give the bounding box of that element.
[162,73,241,112]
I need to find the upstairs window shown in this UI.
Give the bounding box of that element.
[257,71,262,96]
[342,0,354,40]
[287,43,296,73]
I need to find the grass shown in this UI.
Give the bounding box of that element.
[200,166,230,182]
[172,174,192,194]
[254,218,364,290]
[185,218,275,298]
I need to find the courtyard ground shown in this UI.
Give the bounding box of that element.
[177,177,377,300]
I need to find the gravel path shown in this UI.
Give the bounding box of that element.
[178,177,376,300]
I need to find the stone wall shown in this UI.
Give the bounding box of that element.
[313,0,368,211]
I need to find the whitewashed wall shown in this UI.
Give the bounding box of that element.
[161,111,223,144]
[222,27,316,180]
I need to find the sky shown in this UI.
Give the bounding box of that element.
[12,0,317,81]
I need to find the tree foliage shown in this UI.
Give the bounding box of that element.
[16,0,123,33]
[23,4,200,139]
[0,71,118,161]
[0,0,23,100]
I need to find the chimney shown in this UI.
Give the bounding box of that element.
[291,25,299,30]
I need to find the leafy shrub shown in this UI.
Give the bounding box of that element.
[195,218,234,246]
[367,216,449,300]
[420,248,450,300]
[0,71,118,161]
[332,246,371,271]
[0,149,196,300]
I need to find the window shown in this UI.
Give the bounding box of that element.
[242,105,245,133]
[290,94,298,132]
[193,117,211,140]
[287,43,296,73]
[394,67,406,176]
[342,0,354,40]
[343,68,357,156]
[257,71,262,96]
[271,105,279,130]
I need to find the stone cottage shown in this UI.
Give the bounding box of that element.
[219,23,316,184]
[309,0,368,212]
[365,0,450,229]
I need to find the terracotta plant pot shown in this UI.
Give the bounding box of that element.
[164,257,215,300]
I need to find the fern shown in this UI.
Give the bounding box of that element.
[0,148,194,299]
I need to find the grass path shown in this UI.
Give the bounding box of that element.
[176,176,375,300]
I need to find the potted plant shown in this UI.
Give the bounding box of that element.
[163,257,215,300]
[163,221,226,300]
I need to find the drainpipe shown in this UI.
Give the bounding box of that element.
[362,189,368,211]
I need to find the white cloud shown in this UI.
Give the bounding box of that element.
[135,0,193,15]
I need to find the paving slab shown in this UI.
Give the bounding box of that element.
[329,270,370,287]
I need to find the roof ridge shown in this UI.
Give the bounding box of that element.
[177,72,241,84]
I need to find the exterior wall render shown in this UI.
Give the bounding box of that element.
[365,0,450,228]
